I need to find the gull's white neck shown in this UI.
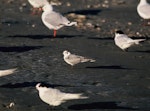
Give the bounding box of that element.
[139,0,148,5]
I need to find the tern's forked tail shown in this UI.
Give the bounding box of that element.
[63,93,88,100]
[81,58,96,63]
[89,59,96,62]
[134,39,146,44]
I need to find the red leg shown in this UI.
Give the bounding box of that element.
[37,7,43,14]
[53,30,57,37]
[39,7,43,11]
[31,8,37,15]
[143,19,150,26]
[32,8,41,15]
[148,19,150,26]
[31,8,42,15]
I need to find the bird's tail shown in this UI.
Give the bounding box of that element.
[63,93,88,100]
[50,1,62,6]
[89,59,96,62]
[0,68,17,77]
[81,58,96,63]
[67,22,77,26]
[133,39,146,45]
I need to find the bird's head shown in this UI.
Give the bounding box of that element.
[63,50,71,56]
[36,83,41,90]
[115,30,124,37]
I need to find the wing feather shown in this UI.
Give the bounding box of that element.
[44,12,69,27]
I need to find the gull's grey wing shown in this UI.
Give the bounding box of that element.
[44,12,69,26]
[139,5,150,15]
[68,54,86,64]
[40,88,64,103]
[116,35,133,44]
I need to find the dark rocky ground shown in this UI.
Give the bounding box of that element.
[0,0,150,111]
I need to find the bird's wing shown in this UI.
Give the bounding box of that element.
[139,5,150,15]
[44,12,69,27]
[39,88,63,105]
[67,54,83,64]
[117,35,133,44]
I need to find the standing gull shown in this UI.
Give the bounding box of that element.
[137,0,150,25]
[114,30,146,51]
[63,50,96,66]
[36,83,88,106]
[42,4,77,37]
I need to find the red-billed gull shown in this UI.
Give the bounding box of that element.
[63,50,96,66]
[137,0,150,25]
[42,4,77,37]
[36,83,88,106]
[114,30,146,51]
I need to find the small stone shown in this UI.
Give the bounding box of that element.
[101,19,106,23]
[32,24,36,28]
[86,22,94,28]
[66,2,71,7]
[6,102,15,109]
[102,4,109,8]
[128,22,132,25]
[22,3,27,7]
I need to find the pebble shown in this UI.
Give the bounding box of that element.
[5,102,15,109]
[66,2,71,7]
[128,22,132,25]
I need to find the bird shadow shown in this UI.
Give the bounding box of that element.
[132,50,150,53]
[53,34,81,38]
[0,46,43,52]
[0,82,72,88]
[86,65,130,70]
[8,34,80,39]
[8,35,50,39]
[65,9,102,15]
[88,36,149,41]
[130,36,149,40]
[1,20,19,25]
[68,101,138,110]
[88,37,113,40]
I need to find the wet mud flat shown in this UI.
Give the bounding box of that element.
[0,0,150,111]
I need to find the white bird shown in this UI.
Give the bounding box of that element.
[36,83,88,106]
[137,0,150,25]
[42,4,77,37]
[28,0,61,14]
[0,68,17,77]
[114,30,146,51]
[63,50,96,66]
